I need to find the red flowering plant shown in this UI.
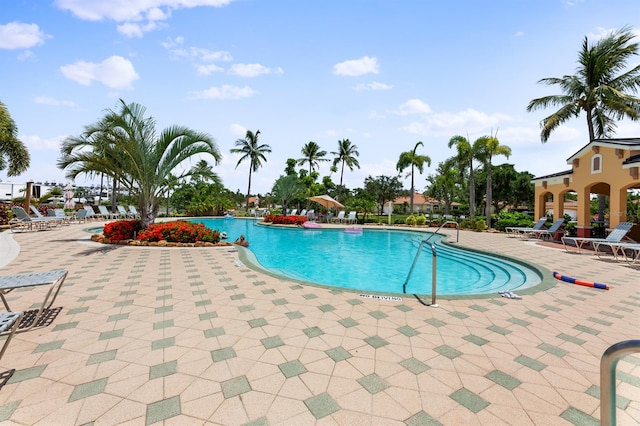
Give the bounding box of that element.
[271,215,307,226]
[103,220,143,241]
[136,221,220,243]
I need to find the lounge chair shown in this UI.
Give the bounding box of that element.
[324,213,334,223]
[299,209,307,217]
[331,211,345,223]
[128,205,141,219]
[47,208,71,225]
[505,217,547,238]
[307,209,315,221]
[83,205,97,221]
[344,211,357,224]
[289,209,297,216]
[592,241,640,264]
[527,218,566,240]
[10,206,52,232]
[561,222,634,253]
[117,205,134,219]
[29,205,61,226]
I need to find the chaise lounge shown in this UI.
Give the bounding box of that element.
[561,222,634,253]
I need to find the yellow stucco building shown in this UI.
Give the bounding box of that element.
[531,138,640,238]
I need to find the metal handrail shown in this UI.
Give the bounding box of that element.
[402,240,438,307]
[600,340,640,425]
[425,220,459,243]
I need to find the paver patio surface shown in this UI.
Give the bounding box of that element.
[0,222,638,425]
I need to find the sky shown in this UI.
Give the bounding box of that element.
[2,0,640,196]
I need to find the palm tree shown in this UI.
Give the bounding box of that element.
[230,130,271,210]
[331,138,360,188]
[475,135,511,228]
[0,100,30,176]
[396,141,431,213]
[527,26,640,142]
[272,174,304,216]
[58,99,221,228]
[297,141,329,174]
[189,159,219,183]
[448,134,484,219]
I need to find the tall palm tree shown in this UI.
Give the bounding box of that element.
[230,129,271,210]
[527,26,640,142]
[331,138,360,187]
[58,99,221,228]
[396,141,431,213]
[448,134,484,219]
[189,159,219,183]
[0,100,30,176]
[297,141,329,174]
[475,135,511,228]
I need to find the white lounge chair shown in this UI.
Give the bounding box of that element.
[10,206,51,232]
[289,209,297,216]
[29,205,61,226]
[593,241,640,264]
[505,217,547,238]
[331,211,345,223]
[117,205,134,219]
[299,209,307,217]
[128,205,141,219]
[561,222,634,253]
[344,211,357,224]
[98,205,118,220]
[83,205,97,221]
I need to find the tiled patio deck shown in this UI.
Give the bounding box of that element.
[0,222,638,425]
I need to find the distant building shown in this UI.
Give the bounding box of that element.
[393,192,460,214]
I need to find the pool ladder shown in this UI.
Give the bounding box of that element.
[600,340,640,425]
[402,221,459,307]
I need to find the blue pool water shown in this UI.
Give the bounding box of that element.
[191,218,541,296]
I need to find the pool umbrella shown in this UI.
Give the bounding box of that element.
[307,194,344,210]
[63,184,75,209]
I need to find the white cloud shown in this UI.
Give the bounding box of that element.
[20,134,65,151]
[60,56,139,89]
[229,123,246,137]
[190,85,254,100]
[396,99,431,115]
[55,0,233,37]
[333,56,379,76]
[163,38,232,74]
[228,63,284,77]
[0,22,49,49]
[514,31,524,37]
[353,81,392,91]
[34,96,77,107]
[400,108,511,137]
[196,64,225,75]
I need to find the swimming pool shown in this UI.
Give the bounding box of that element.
[191,218,542,296]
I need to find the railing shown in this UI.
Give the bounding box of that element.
[402,240,438,307]
[600,340,640,425]
[425,221,459,243]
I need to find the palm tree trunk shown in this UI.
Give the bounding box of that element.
[410,164,415,214]
[485,159,492,228]
[246,166,253,212]
[469,161,475,219]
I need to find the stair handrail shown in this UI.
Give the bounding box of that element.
[600,339,640,425]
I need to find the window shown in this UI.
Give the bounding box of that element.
[591,154,602,174]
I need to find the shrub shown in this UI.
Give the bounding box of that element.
[103,220,143,241]
[405,215,416,226]
[0,205,10,226]
[473,218,487,231]
[137,221,219,243]
[495,211,535,232]
[415,215,427,226]
[270,215,307,226]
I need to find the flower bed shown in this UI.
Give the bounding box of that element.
[263,214,307,226]
[94,220,229,247]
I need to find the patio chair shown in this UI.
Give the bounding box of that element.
[128,206,141,219]
[592,241,640,264]
[505,217,547,238]
[0,311,24,361]
[331,211,345,223]
[344,211,357,224]
[10,206,51,232]
[289,209,297,216]
[29,205,61,226]
[47,208,71,225]
[97,205,116,220]
[299,209,307,217]
[307,209,315,221]
[527,218,566,240]
[561,222,634,253]
[117,205,134,219]
[83,206,97,221]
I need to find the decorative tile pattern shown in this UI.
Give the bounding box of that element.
[304,393,340,419]
[221,376,251,399]
[146,396,181,424]
[68,378,108,402]
[357,373,389,394]
[449,388,489,414]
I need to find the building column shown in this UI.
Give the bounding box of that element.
[609,186,627,229]
[553,191,564,221]
[576,185,592,238]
